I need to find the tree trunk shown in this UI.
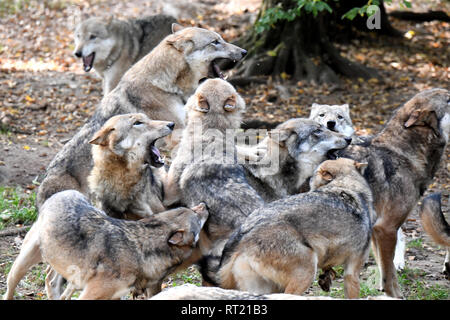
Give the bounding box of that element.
[231,0,400,84]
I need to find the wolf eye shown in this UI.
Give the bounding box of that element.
[313,129,322,135]
[89,35,97,40]
[338,115,343,119]
[133,121,143,126]
[319,114,325,117]
[211,39,220,45]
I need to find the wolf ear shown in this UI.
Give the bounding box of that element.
[404,110,421,128]
[319,169,333,182]
[191,202,207,214]
[89,127,114,146]
[310,103,320,113]
[223,95,237,112]
[168,229,191,246]
[354,162,368,175]
[268,129,291,146]
[171,23,184,33]
[340,104,350,114]
[167,35,194,53]
[105,15,114,25]
[404,109,439,135]
[193,94,210,113]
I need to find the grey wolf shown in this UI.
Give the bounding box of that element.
[339,88,450,297]
[419,193,449,279]
[218,158,375,299]
[309,103,355,137]
[150,284,396,300]
[164,78,248,207]
[3,190,208,300]
[243,118,352,202]
[88,113,174,220]
[164,78,264,284]
[309,103,406,270]
[73,15,176,94]
[37,24,247,209]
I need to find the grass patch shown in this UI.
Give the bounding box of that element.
[0,187,37,230]
[407,238,424,249]
[165,266,202,288]
[398,267,449,300]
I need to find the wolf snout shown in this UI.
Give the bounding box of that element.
[345,137,352,145]
[241,49,247,57]
[74,51,82,58]
[327,121,336,130]
[167,122,175,131]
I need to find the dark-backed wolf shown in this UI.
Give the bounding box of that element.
[4,190,208,300]
[339,88,450,297]
[218,158,375,299]
[37,24,247,209]
[74,15,176,94]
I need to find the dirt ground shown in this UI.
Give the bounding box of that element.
[0,0,448,299]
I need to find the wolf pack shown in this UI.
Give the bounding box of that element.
[3,14,449,300]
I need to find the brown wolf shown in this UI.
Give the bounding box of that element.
[339,88,450,297]
[88,113,174,220]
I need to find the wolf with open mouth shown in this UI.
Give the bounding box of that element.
[73,14,176,94]
[88,113,174,220]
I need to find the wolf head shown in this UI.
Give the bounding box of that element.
[89,113,174,168]
[73,17,116,72]
[400,88,450,143]
[310,158,368,190]
[268,118,352,163]
[167,23,247,80]
[154,202,209,250]
[185,78,245,129]
[309,103,355,138]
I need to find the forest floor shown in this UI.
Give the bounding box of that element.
[0,0,448,300]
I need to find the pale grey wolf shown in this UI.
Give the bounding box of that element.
[88,113,174,220]
[73,15,176,94]
[309,103,355,137]
[309,102,406,270]
[218,158,375,299]
[37,24,247,209]
[339,88,450,297]
[3,190,208,300]
[419,193,449,279]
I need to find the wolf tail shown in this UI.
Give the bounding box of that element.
[419,193,450,247]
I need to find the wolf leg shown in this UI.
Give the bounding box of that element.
[4,226,42,300]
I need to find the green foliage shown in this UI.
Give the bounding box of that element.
[255,0,333,33]
[255,0,412,32]
[0,187,37,230]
